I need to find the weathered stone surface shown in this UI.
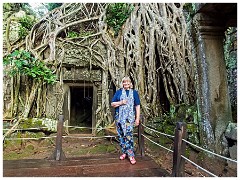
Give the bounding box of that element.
[225,123,237,141]
[62,67,101,81]
[62,41,106,68]
[227,144,237,169]
[229,145,237,160]
[224,123,237,170]
[193,13,234,154]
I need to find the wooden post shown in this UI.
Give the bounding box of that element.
[49,115,66,161]
[172,122,187,177]
[138,115,145,156]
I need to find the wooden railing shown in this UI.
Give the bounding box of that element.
[49,115,66,160]
[172,122,187,176]
[138,115,145,156]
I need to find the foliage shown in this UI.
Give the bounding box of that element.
[22,3,38,16]
[224,27,237,121]
[45,3,63,11]
[3,3,22,13]
[3,3,36,18]
[183,3,196,23]
[224,28,237,70]
[18,26,28,39]
[3,50,56,84]
[106,3,134,36]
[19,15,35,30]
[3,3,25,14]
[150,104,200,144]
[67,31,79,38]
[67,31,94,38]
[18,118,57,132]
[18,15,36,39]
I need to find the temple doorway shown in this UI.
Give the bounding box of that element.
[69,85,93,134]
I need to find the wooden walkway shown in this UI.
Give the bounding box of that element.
[3,153,170,177]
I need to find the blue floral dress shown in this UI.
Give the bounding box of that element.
[112,88,140,158]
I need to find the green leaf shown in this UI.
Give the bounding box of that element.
[106,3,134,36]
[4,50,56,85]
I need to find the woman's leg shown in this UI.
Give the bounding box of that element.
[125,122,135,157]
[116,122,127,154]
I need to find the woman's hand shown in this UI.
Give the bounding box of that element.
[121,99,127,105]
[135,118,140,126]
[111,99,127,108]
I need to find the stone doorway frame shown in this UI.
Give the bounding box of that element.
[63,82,97,135]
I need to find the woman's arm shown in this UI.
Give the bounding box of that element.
[111,99,127,108]
[135,105,140,126]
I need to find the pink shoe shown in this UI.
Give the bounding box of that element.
[119,154,127,160]
[129,157,136,165]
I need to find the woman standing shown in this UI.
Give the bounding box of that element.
[111,77,140,165]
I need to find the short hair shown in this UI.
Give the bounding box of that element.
[121,76,133,88]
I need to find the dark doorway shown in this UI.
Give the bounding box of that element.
[70,86,93,134]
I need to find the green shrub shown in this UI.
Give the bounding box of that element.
[4,50,56,84]
[106,3,134,36]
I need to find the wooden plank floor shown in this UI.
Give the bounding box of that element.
[3,153,170,177]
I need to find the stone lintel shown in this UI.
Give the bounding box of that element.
[195,3,237,27]
[62,67,102,81]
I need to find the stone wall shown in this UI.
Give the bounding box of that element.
[3,40,106,121]
[224,123,237,170]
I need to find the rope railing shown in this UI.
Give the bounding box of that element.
[142,124,237,164]
[3,125,116,131]
[3,121,117,148]
[3,127,50,131]
[64,125,92,129]
[4,136,57,140]
[142,124,175,138]
[142,134,173,153]
[138,121,237,177]
[3,135,117,141]
[63,135,117,139]
[182,138,237,163]
[140,123,216,177]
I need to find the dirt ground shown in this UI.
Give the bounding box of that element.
[3,134,237,177]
